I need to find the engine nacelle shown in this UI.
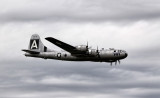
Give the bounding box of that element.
[88,49,97,56]
[76,45,88,51]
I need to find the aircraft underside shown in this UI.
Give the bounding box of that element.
[25,52,125,63]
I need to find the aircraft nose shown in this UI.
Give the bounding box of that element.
[125,53,128,58]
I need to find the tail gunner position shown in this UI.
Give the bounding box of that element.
[22,34,128,65]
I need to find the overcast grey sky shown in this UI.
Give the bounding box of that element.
[0,0,160,98]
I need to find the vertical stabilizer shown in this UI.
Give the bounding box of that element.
[22,34,48,54]
[29,34,48,52]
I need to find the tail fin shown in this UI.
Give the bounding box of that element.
[22,34,48,54]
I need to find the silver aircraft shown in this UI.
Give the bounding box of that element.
[22,34,128,65]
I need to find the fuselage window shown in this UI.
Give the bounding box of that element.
[114,53,120,56]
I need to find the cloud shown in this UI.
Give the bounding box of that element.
[1,0,160,23]
[1,60,160,98]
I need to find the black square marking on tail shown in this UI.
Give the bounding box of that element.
[30,39,39,49]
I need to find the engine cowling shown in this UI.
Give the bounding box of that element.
[76,45,88,51]
[88,49,97,56]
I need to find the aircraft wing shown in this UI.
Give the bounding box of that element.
[45,37,78,54]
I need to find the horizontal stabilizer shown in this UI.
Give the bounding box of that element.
[22,49,40,54]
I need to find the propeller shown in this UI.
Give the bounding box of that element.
[86,41,92,49]
[96,46,100,58]
[96,46,99,53]
[86,41,88,50]
[85,42,92,55]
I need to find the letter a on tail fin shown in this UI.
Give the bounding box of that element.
[30,39,39,49]
[29,34,41,51]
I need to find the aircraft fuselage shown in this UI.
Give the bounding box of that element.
[25,49,127,62]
